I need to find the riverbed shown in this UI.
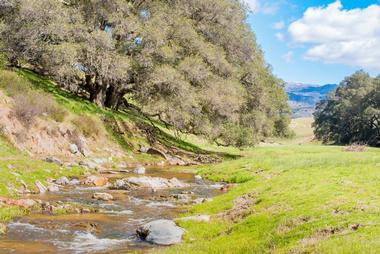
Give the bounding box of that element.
[0,168,221,254]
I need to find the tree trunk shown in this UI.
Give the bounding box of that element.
[104,85,123,110]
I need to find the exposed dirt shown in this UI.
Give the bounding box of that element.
[219,193,257,222]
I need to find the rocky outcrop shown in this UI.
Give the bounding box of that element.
[136,219,184,245]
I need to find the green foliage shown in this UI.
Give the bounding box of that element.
[314,71,380,147]
[0,0,291,147]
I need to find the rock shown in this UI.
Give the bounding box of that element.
[0,223,6,235]
[69,179,80,185]
[139,145,149,153]
[47,183,59,192]
[349,223,360,231]
[0,197,37,208]
[179,215,210,223]
[147,148,168,159]
[70,144,80,154]
[74,222,99,233]
[170,194,191,203]
[58,125,68,136]
[167,156,187,166]
[93,158,107,164]
[56,176,70,186]
[195,175,202,180]
[93,192,114,201]
[79,160,98,170]
[45,157,63,166]
[83,175,108,186]
[134,165,146,175]
[193,198,212,204]
[112,179,131,190]
[136,220,184,245]
[35,180,48,194]
[127,177,188,189]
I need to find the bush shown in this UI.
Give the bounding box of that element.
[11,90,67,127]
[72,115,102,138]
[12,92,47,127]
[0,70,68,125]
[0,70,30,96]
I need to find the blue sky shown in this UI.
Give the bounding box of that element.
[244,0,380,84]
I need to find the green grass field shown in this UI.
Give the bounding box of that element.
[161,144,380,254]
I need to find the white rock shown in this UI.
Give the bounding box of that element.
[47,183,59,192]
[127,177,187,189]
[134,165,146,175]
[70,144,79,154]
[35,180,47,194]
[136,220,184,245]
[56,176,70,185]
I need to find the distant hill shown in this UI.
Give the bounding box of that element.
[286,83,338,118]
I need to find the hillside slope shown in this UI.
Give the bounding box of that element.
[286,83,338,118]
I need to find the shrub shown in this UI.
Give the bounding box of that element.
[72,115,102,138]
[0,70,30,96]
[11,90,67,127]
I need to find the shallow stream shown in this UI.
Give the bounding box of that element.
[0,168,221,254]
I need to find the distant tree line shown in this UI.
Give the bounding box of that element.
[0,0,291,146]
[314,71,380,147]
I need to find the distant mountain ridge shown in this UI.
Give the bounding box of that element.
[286,83,338,118]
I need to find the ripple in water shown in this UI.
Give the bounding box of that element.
[54,232,128,254]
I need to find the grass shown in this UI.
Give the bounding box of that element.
[0,137,84,222]
[160,144,380,254]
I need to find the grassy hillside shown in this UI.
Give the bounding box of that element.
[0,68,224,222]
[162,145,380,253]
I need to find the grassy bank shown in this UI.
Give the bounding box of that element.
[162,145,380,253]
[0,137,84,222]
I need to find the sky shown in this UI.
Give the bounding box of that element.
[243,0,380,85]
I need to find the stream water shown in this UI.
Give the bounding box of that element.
[0,168,222,254]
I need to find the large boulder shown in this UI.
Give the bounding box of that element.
[126,177,187,189]
[136,220,184,245]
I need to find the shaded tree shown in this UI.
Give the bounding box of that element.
[314,71,380,147]
[0,0,291,146]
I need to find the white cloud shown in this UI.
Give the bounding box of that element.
[275,32,285,41]
[288,1,380,69]
[241,0,260,12]
[283,51,294,63]
[274,21,285,30]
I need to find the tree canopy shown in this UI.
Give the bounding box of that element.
[0,0,291,146]
[314,71,380,147]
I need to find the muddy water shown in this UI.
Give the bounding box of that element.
[0,168,222,254]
